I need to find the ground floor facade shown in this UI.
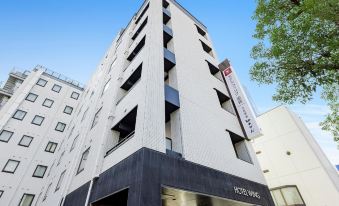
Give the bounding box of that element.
[64,148,274,206]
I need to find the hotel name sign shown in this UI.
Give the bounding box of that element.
[233,186,261,199]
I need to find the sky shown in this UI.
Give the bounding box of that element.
[0,0,338,165]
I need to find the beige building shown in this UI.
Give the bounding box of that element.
[252,106,339,206]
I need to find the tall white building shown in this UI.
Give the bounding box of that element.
[0,66,84,206]
[252,106,339,206]
[0,0,274,205]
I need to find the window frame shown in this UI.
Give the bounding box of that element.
[76,148,90,174]
[36,78,47,87]
[55,122,66,132]
[0,130,14,143]
[45,142,58,153]
[63,106,73,115]
[12,110,27,121]
[25,93,38,102]
[71,92,80,100]
[18,193,35,206]
[51,84,62,93]
[31,115,45,126]
[32,165,48,178]
[42,98,54,108]
[18,135,34,147]
[2,159,20,174]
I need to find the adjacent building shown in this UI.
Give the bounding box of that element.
[0,0,274,205]
[252,106,339,206]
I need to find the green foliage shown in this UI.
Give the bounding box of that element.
[251,0,339,143]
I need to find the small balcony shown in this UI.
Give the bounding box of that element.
[165,84,180,122]
[163,24,173,48]
[164,48,176,72]
[163,8,171,25]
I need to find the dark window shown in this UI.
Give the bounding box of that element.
[55,122,66,132]
[2,159,20,173]
[19,193,35,206]
[18,135,33,147]
[71,92,79,100]
[127,36,146,62]
[12,110,27,120]
[200,40,213,57]
[166,137,172,150]
[135,3,149,24]
[36,78,47,87]
[132,17,148,40]
[214,88,235,115]
[228,131,252,164]
[77,148,90,174]
[31,115,45,126]
[196,25,207,37]
[163,0,169,8]
[63,106,73,115]
[25,93,38,102]
[0,190,3,198]
[52,84,62,93]
[32,165,47,178]
[206,60,219,75]
[45,142,58,153]
[0,130,14,143]
[42,98,54,108]
[55,170,66,191]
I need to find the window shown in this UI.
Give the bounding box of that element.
[19,193,35,206]
[55,122,66,132]
[57,151,65,166]
[43,183,52,201]
[25,93,38,102]
[71,92,80,100]
[81,108,89,122]
[0,190,3,198]
[42,98,54,108]
[132,17,148,40]
[2,159,20,173]
[63,106,73,115]
[196,25,207,38]
[228,131,252,164]
[45,142,58,153]
[77,148,90,174]
[91,108,102,129]
[166,137,172,150]
[70,135,79,152]
[12,110,27,120]
[271,186,305,206]
[52,84,62,93]
[200,40,214,57]
[32,165,47,178]
[127,36,146,62]
[135,3,149,24]
[214,88,235,115]
[31,115,45,126]
[0,130,14,142]
[36,78,47,87]
[55,170,66,192]
[18,135,33,147]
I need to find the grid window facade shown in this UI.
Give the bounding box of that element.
[52,84,62,93]
[12,110,27,120]
[31,115,45,126]
[42,98,54,108]
[45,142,58,153]
[55,122,66,132]
[25,93,38,102]
[36,78,47,87]
[32,165,47,178]
[0,130,14,142]
[18,135,33,147]
[19,193,35,206]
[2,159,20,173]
[64,106,73,115]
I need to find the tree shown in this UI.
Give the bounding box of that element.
[251,0,339,144]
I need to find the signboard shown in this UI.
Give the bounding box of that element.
[220,63,261,139]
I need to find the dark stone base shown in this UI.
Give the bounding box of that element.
[64,148,274,206]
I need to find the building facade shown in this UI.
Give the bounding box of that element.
[0,67,84,206]
[1,0,274,205]
[252,106,339,206]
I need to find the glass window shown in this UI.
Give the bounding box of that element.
[18,135,33,147]
[0,130,14,142]
[32,165,47,178]
[91,108,102,129]
[45,142,58,153]
[271,186,305,206]
[36,78,47,87]
[77,148,90,174]
[71,92,79,100]
[19,193,35,206]
[55,122,66,132]
[70,135,78,152]
[25,93,38,102]
[166,137,172,150]
[42,98,54,108]
[63,106,73,115]
[55,170,66,191]
[31,115,45,126]
[12,110,27,120]
[2,159,20,173]
[52,84,62,93]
